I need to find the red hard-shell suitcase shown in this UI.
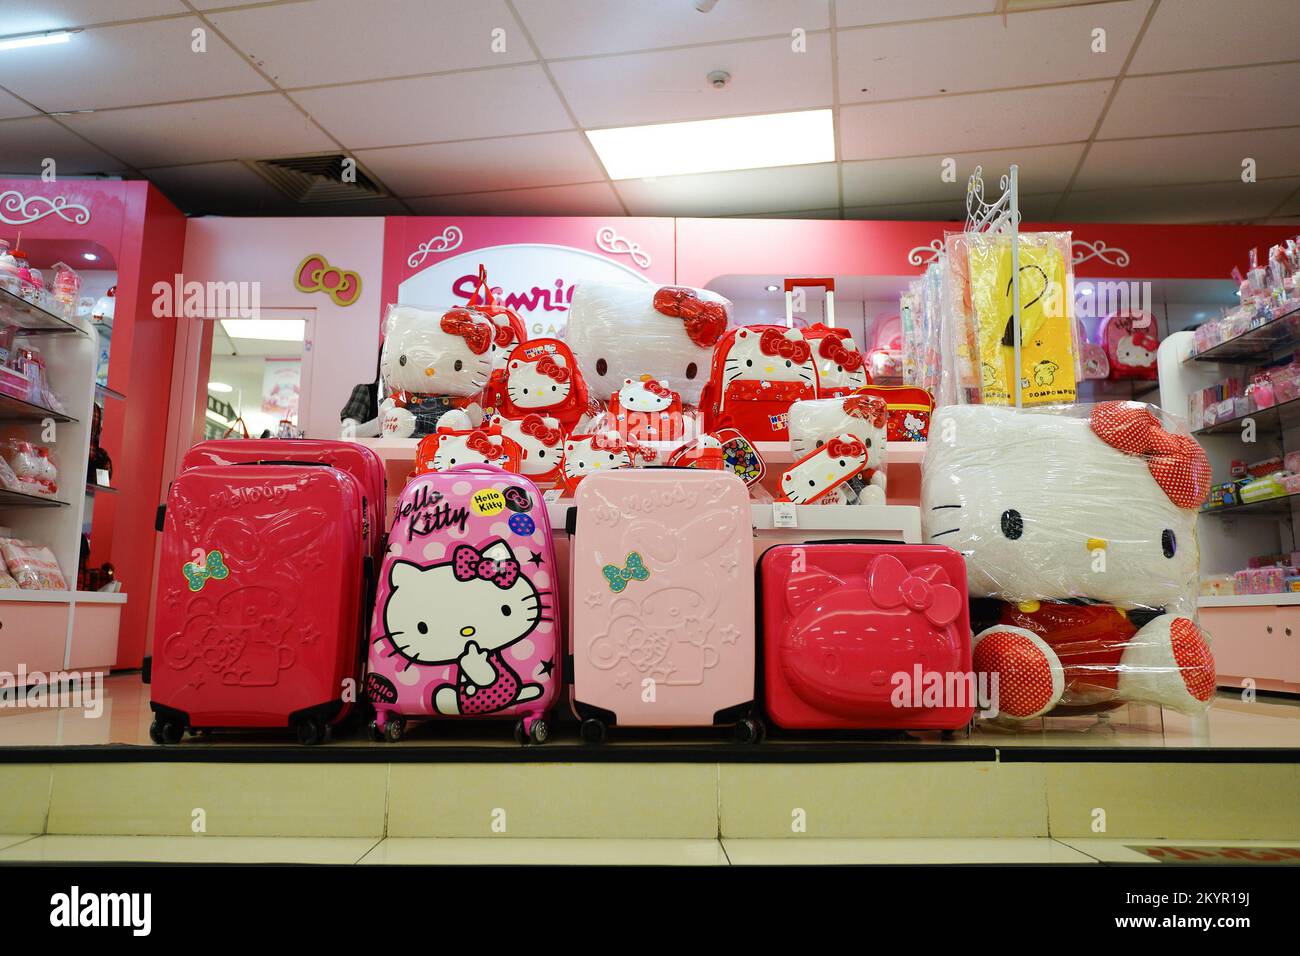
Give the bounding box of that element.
[760,542,974,730]
[182,439,386,563]
[149,463,368,744]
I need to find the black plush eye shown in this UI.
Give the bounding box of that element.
[449,458,456,465]
[399,354,407,366]
[417,622,428,634]
[836,364,844,372]
[1162,529,1176,558]
[1000,509,1023,540]
[838,459,846,466]
[500,604,512,617]
[596,358,608,376]
[815,439,825,447]
[522,388,528,394]
[864,438,872,448]
[578,461,585,468]
[686,362,698,379]
[808,480,815,487]
[551,385,557,391]
[454,359,463,371]
[745,359,753,367]
[785,360,792,367]
[538,450,546,458]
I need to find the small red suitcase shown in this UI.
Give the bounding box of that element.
[760,542,975,730]
[150,462,368,744]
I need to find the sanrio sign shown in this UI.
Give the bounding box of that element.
[398,244,652,338]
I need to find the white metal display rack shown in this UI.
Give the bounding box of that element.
[965,163,1027,408]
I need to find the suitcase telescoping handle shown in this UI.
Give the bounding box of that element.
[784,277,835,328]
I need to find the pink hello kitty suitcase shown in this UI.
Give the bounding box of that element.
[568,469,760,742]
[366,463,561,744]
[150,461,370,744]
[760,542,974,731]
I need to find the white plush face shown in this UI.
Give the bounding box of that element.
[723,327,816,388]
[920,405,1199,609]
[498,415,563,477]
[1117,335,1156,368]
[562,435,629,480]
[567,282,726,406]
[788,398,886,472]
[781,435,866,505]
[506,354,571,409]
[430,431,501,470]
[382,539,543,666]
[618,378,672,412]
[381,306,492,398]
[816,336,868,391]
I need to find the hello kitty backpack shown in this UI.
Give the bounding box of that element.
[496,413,566,485]
[413,426,522,476]
[803,324,869,398]
[700,325,818,443]
[491,338,589,432]
[366,463,561,744]
[1101,311,1160,381]
[607,376,686,449]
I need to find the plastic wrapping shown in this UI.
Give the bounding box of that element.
[803,323,868,397]
[787,395,888,504]
[560,431,634,495]
[4,439,58,497]
[488,337,589,433]
[413,427,522,476]
[700,325,818,443]
[920,401,1216,719]
[1,538,66,590]
[377,304,492,438]
[566,282,731,407]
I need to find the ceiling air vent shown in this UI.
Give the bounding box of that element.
[246,154,387,204]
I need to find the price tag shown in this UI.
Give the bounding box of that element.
[96,469,111,487]
[772,502,798,528]
[543,488,564,503]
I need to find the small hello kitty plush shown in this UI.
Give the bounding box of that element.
[921,401,1215,720]
[789,394,888,505]
[497,413,565,483]
[378,305,492,438]
[416,427,521,474]
[560,431,632,495]
[702,325,818,443]
[803,324,868,397]
[495,338,588,433]
[779,434,868,505]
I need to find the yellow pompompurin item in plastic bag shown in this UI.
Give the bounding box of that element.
[966,232,1079,406]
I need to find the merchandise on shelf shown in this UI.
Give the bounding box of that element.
[1199,574,1235,597]
[49,261,82,314]
[88,403,113,484]
[3,439,58,497]
[377,303,492,438]
[778,435,869,504]
[413,426,522,475]
[560,431,633,496]
[787,393,889,505]
[1234,567,1286,595]
[700,325,817,443]
[855,383,933,442]
[920,401,1216,720]
[803,323,868,397]
[566,281,731,408]
[1100,310,1160,381]
[0,537,67,590]
[485,337,589,433]
[495,413,565,484]
[1077,318,1111,380]
[867,311,904,384]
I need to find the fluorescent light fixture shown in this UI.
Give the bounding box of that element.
[219,319,304,342]
[586,109,835,180]
[207,382,233,393]
[0,31,73,52]
[82,252,98,261]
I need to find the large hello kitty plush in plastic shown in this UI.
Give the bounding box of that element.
[378,305,493,438]
[921,401,1215,720]
[566,282,730,408]
[789,394,888,505]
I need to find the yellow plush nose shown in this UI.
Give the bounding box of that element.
[460,626,475,637]
[424,367,436,377]
[764,365,775,375]
[1086,537,1107,551]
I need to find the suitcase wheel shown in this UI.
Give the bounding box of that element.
[733,717,766,745]
[371,715,404,743]
[149,717,184,746]
[579,718,606,746]
[295,716,330,746]
[514,718,549,746]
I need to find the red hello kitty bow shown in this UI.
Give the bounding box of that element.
[452,544,519,588]
[825,437,865,459]
[642,379,673,399]
[759,328,812,364]
[464,431,503,457]
[868,554,962,626]
[489,315,516,347]
[1090,402,1211,509]
[844,394,888,428]
[589,432,624,453]
[818,335,864,371]
[536,355,570,383]
[520,414,563,446]
[652,287,728,348]
[1131,332,1158,351]
[440,310,491,355]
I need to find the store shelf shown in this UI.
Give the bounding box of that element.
[0,487,68,509]
[751,503,923,541]
[95,384,125,402]
[1202,491,1300,518]
[0,287,86,337]
[0,391,76,424]
[1200,593,1300,608]
[1187,303,1300,365]
[0,589,126,605]
[85,483,117,496]
[1194,395,1300,437]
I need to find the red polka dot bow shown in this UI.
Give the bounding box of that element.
[825,437,865,459]
[844,394,888,428]
[452,544,520,589]
[818,335,864,371]
[536,355,571,383]
[867,554,963,627]
[652,287,728,348]
[519,414,563,446]
[1090,402,1211,509]
[759,328,812,364]
[439,310,491,355]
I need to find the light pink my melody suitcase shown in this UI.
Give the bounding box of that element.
[569,469,760,742]
[366,463,561,744]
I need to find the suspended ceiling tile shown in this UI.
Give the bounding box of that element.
[355,131,603,198]
[1101,63,1300,139]
[844,192,1061,223]
[1129,0,1300,74]
[550,34,832,129]
[0,116,129,176]
[60,94,335,167]
[0,17,270,112]
[615,163,839,217]
[836,0,993,27]
[0,87,39,121]
[209,0,533,88]
[512,0,830,59]
[841,82,1110,160]
[842,143,1084,207]
[290,65,571,148]
[1076,128,1300,190]
[406,181,623,216]
[1058,178,1299,223]
[0,0,187,32]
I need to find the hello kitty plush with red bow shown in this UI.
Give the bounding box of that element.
[493,338,588,433]
[378,304,493,438]
[789,394,889,505]
[921,401,1215,720]
[496,413,565,484]
[779,434,868,505]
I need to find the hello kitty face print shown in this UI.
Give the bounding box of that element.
[617,377,673,413]
[497,414,564,480]
[806,327,868,395]
[562,432,632,493]
[779,434,867,504]
[723,327,816,389]
[507,351,571,409]
[1116,334,1156,369]
[382,538,548,715]
[426,428,520,473]
[380,305,493,399]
